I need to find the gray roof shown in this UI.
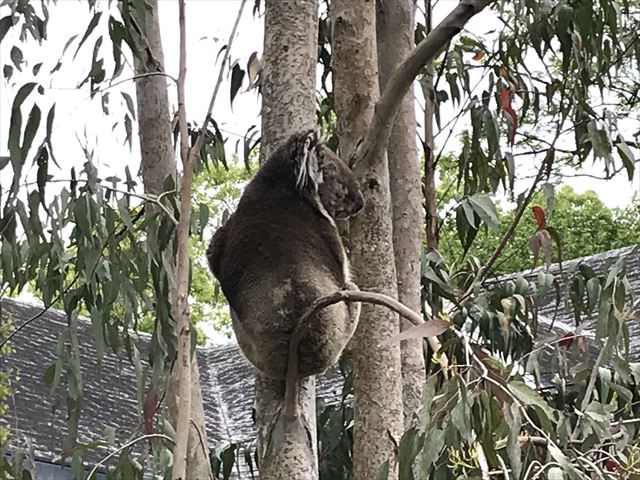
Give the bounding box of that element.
[1,245,638,477]
[0,297,343,478]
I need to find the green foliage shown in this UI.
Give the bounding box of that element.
[440,168,640,275]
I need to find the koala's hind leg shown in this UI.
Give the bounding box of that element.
[284,282,362,420]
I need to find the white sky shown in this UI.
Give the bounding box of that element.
[1,0,638,205]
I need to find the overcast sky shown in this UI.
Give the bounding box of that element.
[1,0,638,206]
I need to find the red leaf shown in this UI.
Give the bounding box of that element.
[499,86,518,146]
[143,390,159,443]
[603,459,618,472]
[531,205,546,230]
[472,51,485,61]
[559,332,574,348]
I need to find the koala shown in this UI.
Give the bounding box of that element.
[206,130,363,388]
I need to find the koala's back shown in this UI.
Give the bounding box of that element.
[209,176,351,378]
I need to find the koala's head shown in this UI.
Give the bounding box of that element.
[293,130,364,220]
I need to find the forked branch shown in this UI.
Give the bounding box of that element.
[353,0,496,172]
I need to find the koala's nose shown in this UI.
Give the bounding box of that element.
[353,191,364,212]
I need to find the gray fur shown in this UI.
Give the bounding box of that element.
[206,130,363,380]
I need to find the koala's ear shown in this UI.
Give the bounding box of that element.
[295,130,322,191]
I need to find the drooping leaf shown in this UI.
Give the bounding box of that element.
[10,45,23,71]
[381,319,450,347]
[0,15,13,45]
[229,62,245,108]
[21,104,41,162]
[615,139,636,181]
[498,86,518,145]
[246,51,261,88]
[73,11,102,60]
[531,205,546,230]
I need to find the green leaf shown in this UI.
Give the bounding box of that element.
[74,11,102,60]
[21,104,41,162]
[586,277,601,312]
[556,4,574,72]
[508,380,554,419]
[42,363,56,386]
[375,460,390,480]
[229,63,245,108]
[615,140,636,181]
[0,15,13,45]
[121,92,136,119]
[419,429,444,475]
[117,197,134,230]
[45,104,59,167]
[503,403,522,479]
[10,45,23,71]
[398,428,419,480]
[90,307,105,371]
[3,64,12,80]
[548,443,581,480]
[469,193,499,230]
[32,62,42,76]
[198,203,209,239]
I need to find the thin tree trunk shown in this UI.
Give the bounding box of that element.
[133,2,211,479]
[332,2,404,479]
[376,0,426,429]
[423,0,438,251]
[256,0,319,478]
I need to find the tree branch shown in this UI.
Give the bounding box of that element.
[352,0,496,171]
[171,2,193,478]
[284,289,448,418]
[87,434,174,479]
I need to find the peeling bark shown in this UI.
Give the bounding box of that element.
[255,0,319,478]
[332,2,404,479]
[376,0,426,429]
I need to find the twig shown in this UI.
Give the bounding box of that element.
[189,419,214,480]
[87,434,174,479]
[459,147,553,302]
[171,1,193,478]
[352,0,497,172]
[95,72,178,96]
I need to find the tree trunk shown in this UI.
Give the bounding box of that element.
[376,0,426,429]
[133,2,211,479]
[423,1,438,251]
[256,0,319,478]
[332,2,404,479]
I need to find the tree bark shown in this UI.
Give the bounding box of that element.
[259,0,319,165]
[332,2,404,479]
[133,2,211,479]
[376,0,426,429]
[256,0,319,478]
